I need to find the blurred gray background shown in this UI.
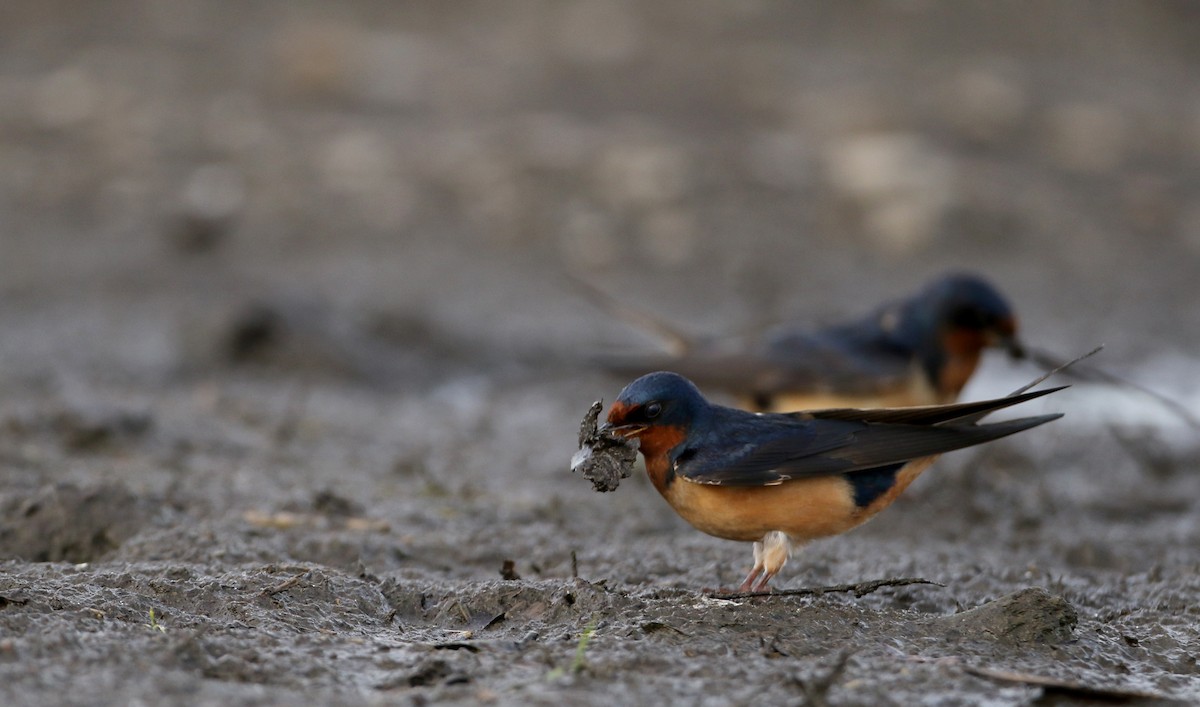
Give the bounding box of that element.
[4,1,1200,392]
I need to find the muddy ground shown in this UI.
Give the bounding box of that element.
[2,2,1200,705]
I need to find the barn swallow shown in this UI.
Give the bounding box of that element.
[600,273,1024,412]
[603,371,1062,592]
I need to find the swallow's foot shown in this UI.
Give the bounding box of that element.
[729,531,795,593]
[737,565,763,593]
[751,572,776,593]
[754,531,792,591]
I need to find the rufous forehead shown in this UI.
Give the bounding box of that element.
[606,400,635,424]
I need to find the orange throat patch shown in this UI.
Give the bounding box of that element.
[634,425,688,493]
[938,329,986,399]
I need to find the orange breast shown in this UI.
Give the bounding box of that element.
[656,474,859,542]
[649,456,940,543]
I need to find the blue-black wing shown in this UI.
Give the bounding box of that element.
[675,388,1063,486]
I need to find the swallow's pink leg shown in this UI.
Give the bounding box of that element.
[737,539,766,592]
[749,531,793,592]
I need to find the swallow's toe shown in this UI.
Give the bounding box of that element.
[756,531,794,591]
[736,531,794,592]
[737,567,762,593]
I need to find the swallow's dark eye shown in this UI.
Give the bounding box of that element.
[644,402,662,419]
[950,306,987,329]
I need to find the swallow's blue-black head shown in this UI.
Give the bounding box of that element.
[605,371,707,437]
[912,272,1023,357]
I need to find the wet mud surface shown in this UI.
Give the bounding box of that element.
[3,2,1200,705]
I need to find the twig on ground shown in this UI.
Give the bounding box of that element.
[963,664,1175,702]
[708,576,943,600]
[260,572,307,598]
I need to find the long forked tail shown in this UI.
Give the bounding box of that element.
[821,411,1063,475]
[802,385,1067,427]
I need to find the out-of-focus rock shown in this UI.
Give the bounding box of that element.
[1186,98,1200,158]
[595,142,691,210]
[351,32,433,108]
[317,129,416,232]
[1120,173,1175,235]
[788,89,892,138]
[203,93,269,153]
[1043,102,1127,174]
[745,130,814,190]
[555,1,642,66]
[319,129,395,195]
[824,132,956,254]
[458,150,528,244]
[558,200,619,269]
[1179,201,1200,255]
[518,112,601,172]
[639,207,696,268]
[34,66,99,129]
[272,21,355,97]
[945,68,1029,144]
[170,163,246,254]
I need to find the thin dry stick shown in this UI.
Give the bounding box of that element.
[566,273,695,356]
[259,572,306,598]
[1007,345,1103,397]
[708,576,943,600]
[1025,344,1200,430]
[962,665,1171,701]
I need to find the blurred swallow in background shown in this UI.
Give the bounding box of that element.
[592,272,1025,412]
[603,371,1062,592]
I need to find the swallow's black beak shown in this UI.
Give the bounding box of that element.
[1002,336,1026,359]
[600,422,646,439]
[990,315,1024,359]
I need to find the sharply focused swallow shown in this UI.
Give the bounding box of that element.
[599,273,1024,412]
[603,371,1062,592]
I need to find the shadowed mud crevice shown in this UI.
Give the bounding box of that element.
[0,483,149,563]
